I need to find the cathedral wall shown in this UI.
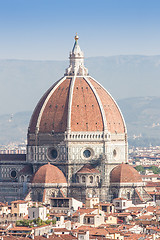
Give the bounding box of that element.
[27,131,128,202]
[0,164,24,181]
[0,182,28,203]
[27,143,67,163]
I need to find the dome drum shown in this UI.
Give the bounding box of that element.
[47,147,58,161]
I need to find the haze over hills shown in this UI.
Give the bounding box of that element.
[118,96,160,147]
[0,55,160,115]
[1,96,160,147]
[0,55,160,146]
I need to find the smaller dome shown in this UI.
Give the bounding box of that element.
[32,163,67,184]
[110,163,142,183]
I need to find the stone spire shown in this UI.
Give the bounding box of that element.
[65,34,88,76]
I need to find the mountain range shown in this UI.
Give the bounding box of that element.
[1,96,160,147]
[0,55,160,115]
[0,55,160,146]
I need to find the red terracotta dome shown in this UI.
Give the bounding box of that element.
[29,76,126,134]
[32,163,67,184]
[110,163,142,183]
[28,36,126,135]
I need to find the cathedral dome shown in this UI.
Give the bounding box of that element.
[28,36,126,135]
[110,163,142,183]
[32,163,67,184]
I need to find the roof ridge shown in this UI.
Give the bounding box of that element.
[44,164,48,184]
[119,163,123,183]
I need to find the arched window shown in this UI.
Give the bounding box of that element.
[27,176,30,182]
[21,175,24,182]
[113,192,118,199]
[89,176,93,183]
[96,176,99,183]
[82,176,86,183]
[37,192,42,202]
[127,192,131,200]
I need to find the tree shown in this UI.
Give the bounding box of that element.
[149,166,160,174]
[135,165,145,173]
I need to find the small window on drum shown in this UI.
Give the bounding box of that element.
[10,170,17,179]
[89,176,93,183]
[82,176,86,183]
[51,149,58,159]
[83,149,91,158]
[96,176,99,183]
[48,148,58,160]
[113,149,117,157]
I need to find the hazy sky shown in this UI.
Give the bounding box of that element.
[0,0,160,60]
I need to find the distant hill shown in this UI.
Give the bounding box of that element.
[1,97,160,147]
[0,55,160,115]
[0,111,31,145]
[118,97,160,147]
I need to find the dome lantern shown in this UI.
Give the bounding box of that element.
[65,34,88,76]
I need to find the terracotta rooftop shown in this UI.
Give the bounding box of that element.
[0,202,8,207]
[0,234,68,240]
[110,163,142,183]
[113,197,126,200]
[141,174,159,178]
[77,164,100,174]
[89,228,109,237]
[9,226,32,231]
[126,206,144,212]
[53,228,70,232]
[136,214,154,220]
[148,191,160,195]
[11,200,27,204]
[146,181,160,187]
[32,163,67,184]
[72,208,95,217]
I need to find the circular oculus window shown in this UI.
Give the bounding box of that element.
[83,149,91,158]
[48,148,58,160]
[113,149,117,157]
[10,170,17,178]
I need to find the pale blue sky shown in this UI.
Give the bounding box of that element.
[0,0,160,60]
